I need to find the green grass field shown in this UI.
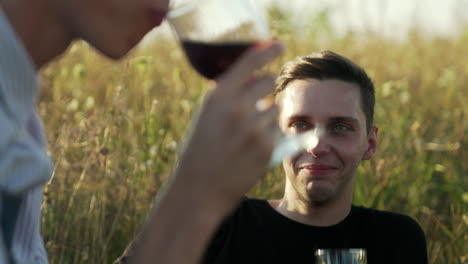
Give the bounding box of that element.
[38,10,467,263]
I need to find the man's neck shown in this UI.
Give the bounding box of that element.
[274,188,352,227]
[0,0,73,70]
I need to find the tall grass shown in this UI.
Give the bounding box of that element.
[39,13,467,264]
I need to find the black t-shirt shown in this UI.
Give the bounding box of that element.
[202,198,427,264]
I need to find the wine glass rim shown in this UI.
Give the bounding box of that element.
[315,248,367,254]
[167,0,260,19]
[167,0,209,19]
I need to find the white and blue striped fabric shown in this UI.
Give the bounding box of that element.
[0,7,52,264]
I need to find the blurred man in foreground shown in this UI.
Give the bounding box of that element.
[0,0,283,263]
[201,51,427,263]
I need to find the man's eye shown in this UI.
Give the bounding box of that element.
[291,121,309,130]
[333,123,351,132]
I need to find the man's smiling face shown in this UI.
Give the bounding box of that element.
[278,78,378,204]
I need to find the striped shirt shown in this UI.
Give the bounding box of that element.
[0,8,52,264]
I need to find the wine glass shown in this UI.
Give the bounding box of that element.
[167,0,313,165]
[167,0,270,79]
[315,249,368,264]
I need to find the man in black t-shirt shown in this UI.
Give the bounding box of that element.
[202,51,428,264]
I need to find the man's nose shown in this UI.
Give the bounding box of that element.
[305,130,330,158]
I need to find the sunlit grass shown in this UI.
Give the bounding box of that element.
[39,25,467,263]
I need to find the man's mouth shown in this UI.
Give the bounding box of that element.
[300,164,337,176]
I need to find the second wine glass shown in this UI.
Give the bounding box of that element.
[315,248,368,264]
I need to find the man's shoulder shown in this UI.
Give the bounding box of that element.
[353,206,428,262]
[353,205,425,234]
[354,205,416,220]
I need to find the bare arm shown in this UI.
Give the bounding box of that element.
[128,41,284,264]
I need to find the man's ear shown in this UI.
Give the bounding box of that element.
[363,126,378,160]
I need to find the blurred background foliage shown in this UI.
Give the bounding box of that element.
[39,4,467,264]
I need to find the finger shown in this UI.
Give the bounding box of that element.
[231,76,275,112]
[227,40,283,81]
[216,76,275,134]
[232,104,279,153]
[255,93,275,112]
[248,106,281,165]
[251,105,280,150]
[217,40,284,96]
[269,115,283,144]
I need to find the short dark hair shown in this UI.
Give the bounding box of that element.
[275,51,375,132]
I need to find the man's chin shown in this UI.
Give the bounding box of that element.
[306,186,334,204]
[99,45,133,60]
[93,36,141,60]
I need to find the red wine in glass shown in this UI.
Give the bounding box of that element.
[181,40,254,79]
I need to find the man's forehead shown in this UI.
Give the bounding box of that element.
[278,79,364,120]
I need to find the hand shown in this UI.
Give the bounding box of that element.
[172,40,284,213]
[127,41,284,264]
